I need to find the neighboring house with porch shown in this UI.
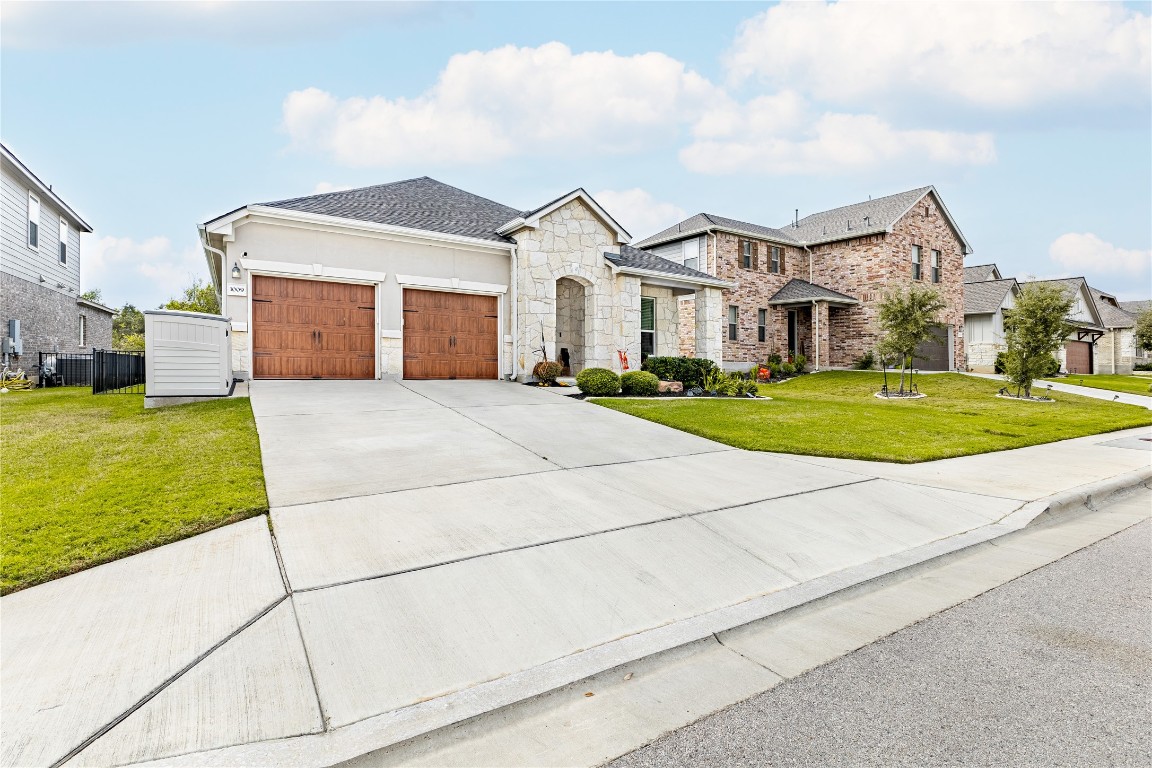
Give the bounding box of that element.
[635,186,972,371]
[0,143,112,380]
[1017,277,1104,375]
[200,178,728,381]
[961,264,1018,372]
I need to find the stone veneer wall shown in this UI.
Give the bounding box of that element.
[230,330,250,378]
[0,272,112,379]
[1094,328,1135,375]
[510,198,640,377]
[966,341,1002,373]
[809,191,967,369]
[556,277,586,371]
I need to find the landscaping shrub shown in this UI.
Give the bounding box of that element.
[532,360,563,384]
[1135,362,1152,372]
[995,352,1060,377]
[854,350,876,370]
[642,356,717,388]
[620,370,660,396]
[575,367,620,396]
[766,351,783,366]
[793,353,808,373]
[780,362,796,376]
[733,377,759,396]
[701,368,727,394]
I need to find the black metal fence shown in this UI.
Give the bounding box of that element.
[93,349,146,394]
[38,352,94,387]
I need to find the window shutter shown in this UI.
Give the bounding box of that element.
[752,241,759,270]
[640,296,655,331]
[780,247,786,274]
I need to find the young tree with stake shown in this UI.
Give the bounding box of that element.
[1001,282,1074,398]
[876,285,947,394]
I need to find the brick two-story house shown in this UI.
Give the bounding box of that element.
[636,186,973,371]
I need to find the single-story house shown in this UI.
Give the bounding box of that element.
[200,178,729,381]
[961,264,1018,372]
[1019,277,1104,375]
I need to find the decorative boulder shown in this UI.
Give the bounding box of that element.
[657,380,683,394]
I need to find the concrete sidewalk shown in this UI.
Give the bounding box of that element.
[963,371,1152,408]
[2,380,1150,768]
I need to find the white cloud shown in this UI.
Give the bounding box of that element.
[312,182,352,194]
[81,234,207,309]
[282,42,724,166]
[1,1,441,49]
[726,1,1151,110]
[592,189,687,239]
[1048,233,1151,276]
[681,103,995,175]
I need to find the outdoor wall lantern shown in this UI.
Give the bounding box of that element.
[231,262,241,280]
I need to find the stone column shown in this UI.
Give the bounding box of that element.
[812,301,831,369]
[694,287,723,367]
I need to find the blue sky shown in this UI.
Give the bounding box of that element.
[2,1,1149,308]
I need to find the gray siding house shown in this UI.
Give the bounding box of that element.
[1,143,112,378]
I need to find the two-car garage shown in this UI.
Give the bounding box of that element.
[249,275,499,381]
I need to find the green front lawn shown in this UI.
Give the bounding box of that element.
[1043,374,1152,397]
[1,388,268,594]
[593,371,1151,463]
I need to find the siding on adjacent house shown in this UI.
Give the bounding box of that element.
[1,165,81,295]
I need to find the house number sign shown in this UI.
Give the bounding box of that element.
[227,284,248,297]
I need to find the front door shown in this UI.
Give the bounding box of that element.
[402,289,499,379]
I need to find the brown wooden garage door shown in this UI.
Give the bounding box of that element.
[1065,340,1093,374]
[251,276,375,379]
[403,289,498,379]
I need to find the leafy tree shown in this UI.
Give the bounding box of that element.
[876,285,947,393]
[112,303,145,349]
[1134,307,1152,353]
[163,278,220,314]
[1001,282,1074,398]
[79,288,103,303]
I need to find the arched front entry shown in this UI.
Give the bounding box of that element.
[555,276,589,375]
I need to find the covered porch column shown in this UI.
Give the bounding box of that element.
[811,300,830,370]
[694,286,724,367]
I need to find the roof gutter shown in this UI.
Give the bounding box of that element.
[198,224,226,307]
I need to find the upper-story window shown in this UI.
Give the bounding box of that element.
[740,239,757,270]
[683,237,701,272]
[59,218,69,264]
[770,246,783,274]
[27,192,40,248]
[728,305,738,340]
[931,249,941,283]
[911,245,922,280]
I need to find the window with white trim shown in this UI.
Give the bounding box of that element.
[640,296,656,358]
[59,217,68,264]
[78,314,86,347]
[728,305,738,341]
[683,237,700,272]
[911,245,922,280]
[757,308,767,342]
[931,249,941,283]
[770,246,783,274]
[27,192,40,248]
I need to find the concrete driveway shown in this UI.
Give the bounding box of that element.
[4,379,1149,768]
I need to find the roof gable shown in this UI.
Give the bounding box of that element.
[1,143,93,232]
[964,264,1002,283]
[1022,277,1103,329]
[498,188,631,243]
[963,278,1018,314]
[1089,286,1136,328]
[635,212,798,249]
[780,186,972,254]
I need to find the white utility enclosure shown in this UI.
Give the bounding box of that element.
[144,310,232,397]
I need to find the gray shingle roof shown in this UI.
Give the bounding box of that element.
[260,177,524,243]
[1022,277,1104,331]
[1089,287,1135,328]
[767,278,858,305]
[964,264,1001,283]
[1120,299,1151,314]
[604,244,720,282]
[781,186,933,246]
[963,278,1017,314]
[635,213,798,249]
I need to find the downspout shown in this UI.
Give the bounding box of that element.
[509,243,519,380]
[198,224,226,310]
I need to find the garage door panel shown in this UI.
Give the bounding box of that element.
[403,289,499,380]
[251,276,375,380]
[1065,341,1092,374]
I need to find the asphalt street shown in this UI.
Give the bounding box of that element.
[610,518,1152,768]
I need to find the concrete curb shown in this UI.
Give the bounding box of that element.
[129,468,1152,768]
